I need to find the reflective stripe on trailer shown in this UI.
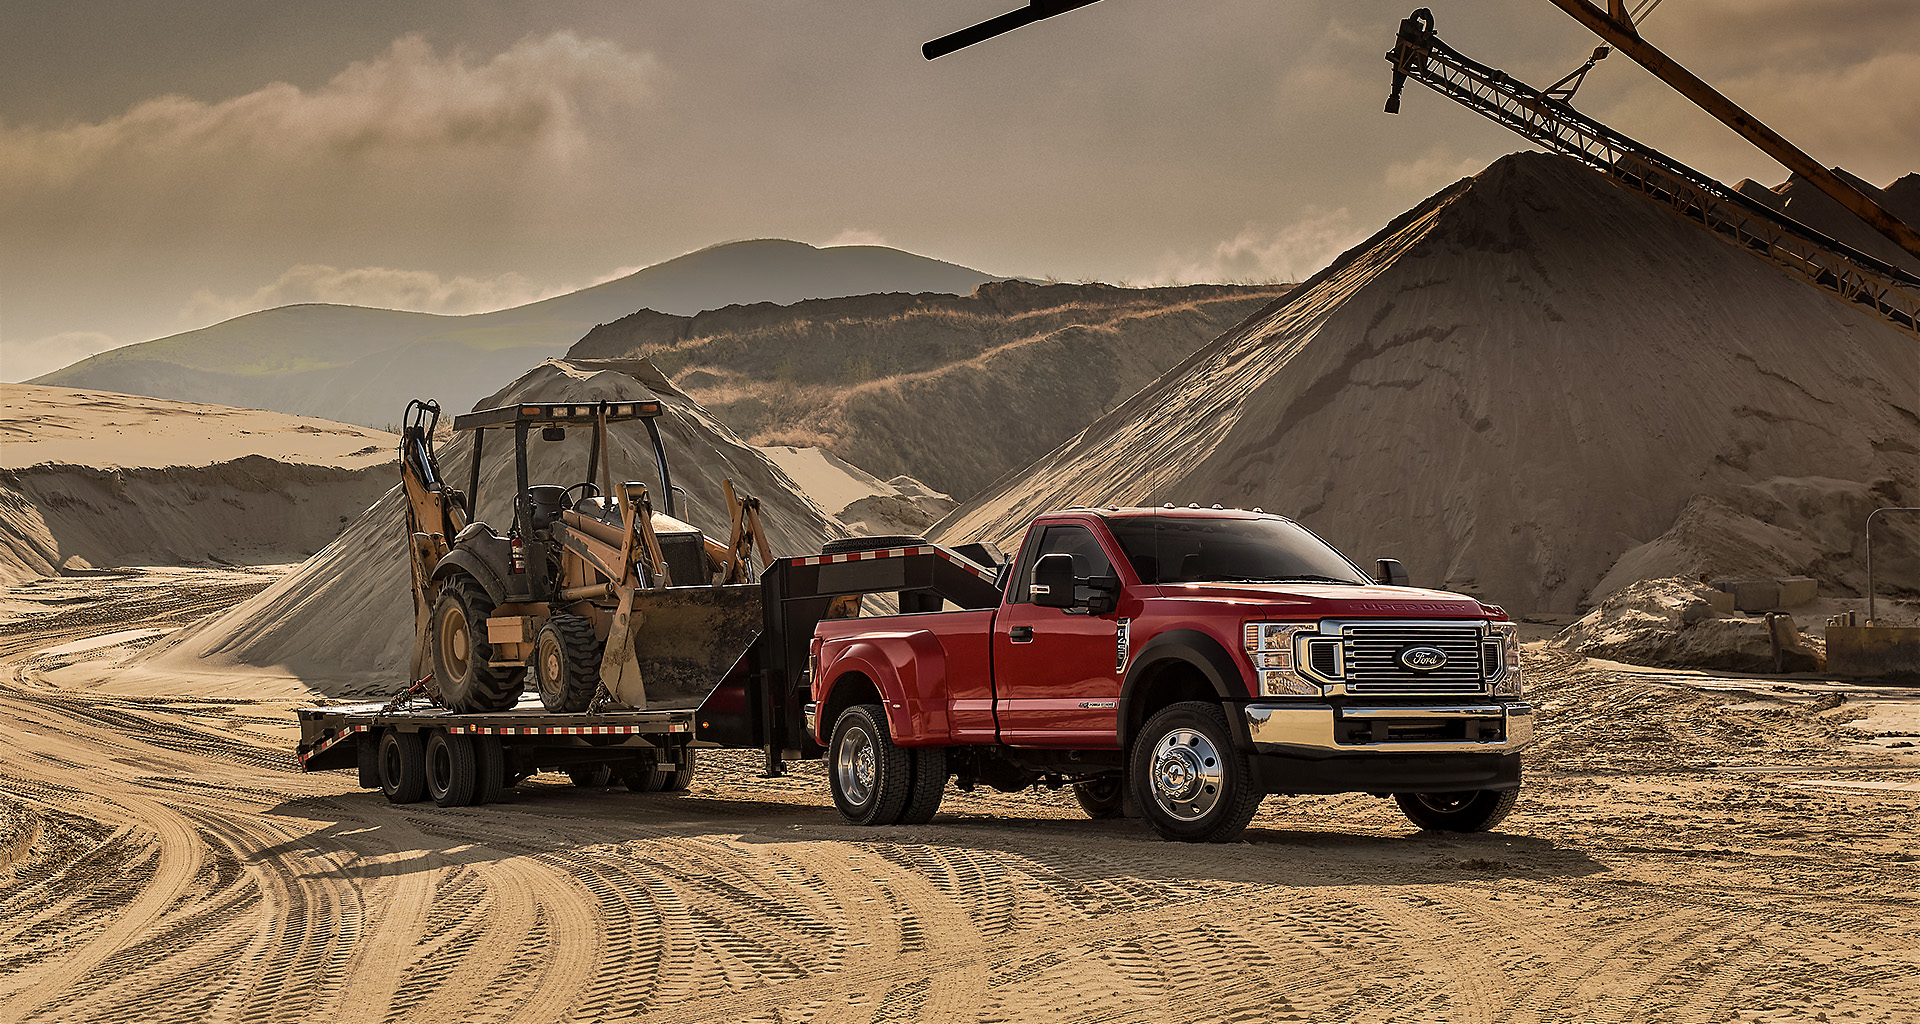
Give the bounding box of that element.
[443,724,680,736]
[786,545,994,581]
[299,724,370,765]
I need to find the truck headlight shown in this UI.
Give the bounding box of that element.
[1488,622,1523,697]
[1243,622,1322,697]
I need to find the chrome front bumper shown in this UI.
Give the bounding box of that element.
[803,702,818,739]
[1242,702,1534,755]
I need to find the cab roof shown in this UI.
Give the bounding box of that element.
[1055,505,1283,521]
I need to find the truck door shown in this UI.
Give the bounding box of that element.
[992,523,1123,747]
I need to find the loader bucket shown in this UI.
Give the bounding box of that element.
[602,583,763,709]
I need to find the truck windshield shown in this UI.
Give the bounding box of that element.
[1106,516,1370,585]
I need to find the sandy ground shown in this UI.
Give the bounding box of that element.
[4,568,1919,1023]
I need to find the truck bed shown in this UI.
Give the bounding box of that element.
[295,693,697,772]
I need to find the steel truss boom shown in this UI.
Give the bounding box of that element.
[1385,9,1920,341]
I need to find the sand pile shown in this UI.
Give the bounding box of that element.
[936,153,1920,614]
[758,445,954,535]
[1554,577,1823,674]
[0,385,397,584]
[1736,171,1920,279]
[570,281,1291,498]
[147,359,843,689]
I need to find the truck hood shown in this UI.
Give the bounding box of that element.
[1150,582,1498,619]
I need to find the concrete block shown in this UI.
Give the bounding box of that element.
[1714,579,1781,613]
[1705,589,1736,615]
[1778,577,1818,607]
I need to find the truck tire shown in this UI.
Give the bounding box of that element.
[1130,702,1263,843]
[425,730,479,808]
[474,736,506,804]
[1394,789,1518,833]
[378,729,428,804]
[534,614,601,713]
[566,764,613,788]
[897,747,947,825]
[1073,776,1128,819]
[356,737,380,789]
[821,535,928,556]
[431,575,526,713]
[618,757,666,792]
[828,704,912,826]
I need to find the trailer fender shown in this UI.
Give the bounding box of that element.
[1117,629,1248,750]
[818,632,951,745]
[431,549,508,607]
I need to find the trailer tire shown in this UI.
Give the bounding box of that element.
[1393,788,1518,833]
[618,759,667,792]
[1130,702,1262,843]
[378,729,428,804]
[1073,775,1128,819]
[658,749,696,792]
[896,746,947,825]
[566,764,613,788]
[828,704,912,826]
[474,736,506,804]
[356,737,380,789]
[425,730,479,807]
[534,614,601,714]
[431,575,526,714]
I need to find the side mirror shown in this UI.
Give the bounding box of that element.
[1032,553,1076,608]
[1374,558,1411,588]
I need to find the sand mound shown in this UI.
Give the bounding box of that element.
[0,385,397,585]
[1555,577,1822,674]
[147,359,843,689]
[757,445,954,535]
[936,153,1920,614]
[571,281,1290,498]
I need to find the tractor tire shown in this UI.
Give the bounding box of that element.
[828,705,912,826]
[1130,702,1263,843]
[430,575,525,713]
[896,746,947,825]
[1393,789,1519,833]
[821,535,928,556]
[534,614,602,714]
[425,730,478,808]
[566,764,613,788]
[378,729,427,804]
[1072,776,1128,819]
[474,736,507,805]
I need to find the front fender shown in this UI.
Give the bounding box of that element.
[431,549,507,606]
[1118,628,1251,749]
[818,631,952,745]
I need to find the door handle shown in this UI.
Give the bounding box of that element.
[1009,626,1034,643]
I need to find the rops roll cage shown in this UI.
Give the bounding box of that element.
[450,401,678,542]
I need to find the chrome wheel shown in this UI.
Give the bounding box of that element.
[835,722,877,808]
[1150,727,1222,821]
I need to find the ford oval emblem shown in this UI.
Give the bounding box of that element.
[1399,646,1447,672]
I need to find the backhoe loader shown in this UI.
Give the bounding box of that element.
[399,398,771,715]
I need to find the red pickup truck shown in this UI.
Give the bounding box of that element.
[804,506,1533,842]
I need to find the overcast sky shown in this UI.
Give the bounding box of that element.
[3,0,1916,381]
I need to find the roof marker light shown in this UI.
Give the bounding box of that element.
[1253,507,1263,513]
[1189,502,1199,509]
[1211,503,1223,509]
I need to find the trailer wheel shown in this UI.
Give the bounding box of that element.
[378,729,428,804]
[896,746,947,825]
[1130,702,1263,843]
[1072,776,1128,819]
[474,736,507,804]
[658,749,696,793]
[534,614,601,714]
[431,575,526,714]
[566,764,613,788]
[828,704,912,826]
[1393,789,1518,833]
[618,758,666,792]
[425,730,479,807]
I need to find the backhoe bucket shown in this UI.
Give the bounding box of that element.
[601,583,763,709]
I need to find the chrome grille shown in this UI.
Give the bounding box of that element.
[1341,624,1486,694]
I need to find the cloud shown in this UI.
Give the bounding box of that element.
[826,228,889,248]
[182,264,566,323]
[1385,144,1491,194]
[0,32,662,194]
[1159,208,1365,285]
[2,331,118,382]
